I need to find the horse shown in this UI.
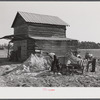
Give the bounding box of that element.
[65,50,85,74]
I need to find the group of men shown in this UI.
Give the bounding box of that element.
[85,52,96,72]
[48,51,97,75]
[73,51,97,72]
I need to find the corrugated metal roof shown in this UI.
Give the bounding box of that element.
[29,36,76,41]
[18,11,69,26]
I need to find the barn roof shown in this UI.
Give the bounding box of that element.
[12,11,69,27]
[0,34,77,41]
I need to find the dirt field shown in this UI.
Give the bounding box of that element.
[0,58,99,87]
[0,49,100,87]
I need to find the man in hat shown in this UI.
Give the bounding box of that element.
[85,53,93,72]
[91,56,96,72]
[48,53,61,75]
[35,49,41,57]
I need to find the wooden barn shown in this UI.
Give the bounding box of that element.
[1,11,78,63]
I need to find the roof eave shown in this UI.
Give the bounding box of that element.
[27,22,68,27]
[29,36,77,41]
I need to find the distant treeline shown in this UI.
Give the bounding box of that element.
[78,41,100,49]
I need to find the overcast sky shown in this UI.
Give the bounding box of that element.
[0,1,100,44]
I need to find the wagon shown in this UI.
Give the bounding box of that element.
[60,52,85,75]
[60,62,84,75]
[67,62,84,74]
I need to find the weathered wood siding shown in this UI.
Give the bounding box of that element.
[66,40,78,50]
[26,39,69,63]
[13,40,27,60]
[13,16,28,59]
[13,38,78,63]
[27,39,35,57]
[35,40,67,56]
[28,24,66,38]
[26,39,78,57]
[14,24,28,35]
[12,13,26,28]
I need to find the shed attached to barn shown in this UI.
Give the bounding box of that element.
[3,11,78,63]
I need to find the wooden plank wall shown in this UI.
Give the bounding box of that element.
[27,39,35,57]
[34,40,78,64]
[35,40,69,64]
[28,24,66,38]
[12,13,26,28]
[26,39,68,55]
[13,39,78,62]
[35,40,67,56]
[26,39,68,63]
[13,40,27,60]
[14,24,28,35]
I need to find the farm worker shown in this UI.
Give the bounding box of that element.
[85,52,90,60]
[51,55,61,75]
[91,56,96,72]
[85,53,93,72]
[49,53,55,61]
[73,50,78,57]
[66,60,71,66]
[89,54,93,60]
[48,53,56,72]
[49,53,61,75]
[77,54,81,58]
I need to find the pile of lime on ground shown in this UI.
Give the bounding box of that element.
[0,54,100,87]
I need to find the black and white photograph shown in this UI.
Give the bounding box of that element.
[0,1,100,88]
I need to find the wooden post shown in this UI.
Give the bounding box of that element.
[7,41,11,58]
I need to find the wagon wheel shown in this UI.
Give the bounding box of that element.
[67,65,75,75]
[71,64,84,74]
[60,66,67,75]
